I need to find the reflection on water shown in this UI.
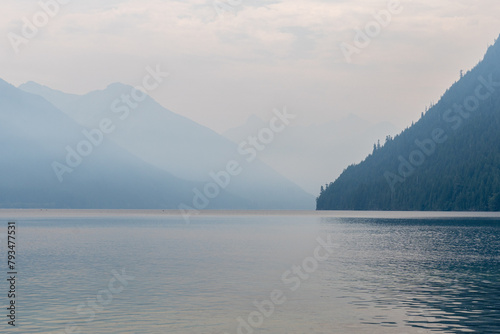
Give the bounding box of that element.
[5,213,500,333]
[322,218,500,333]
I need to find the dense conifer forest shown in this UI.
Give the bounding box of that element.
[317,35,500,211]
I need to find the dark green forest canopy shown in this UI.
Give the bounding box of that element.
[317,34,500,211]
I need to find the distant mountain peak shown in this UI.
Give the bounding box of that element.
[342,113,361,121]
[105,82,133,91]
[245,114,265,126]
[20,80,42,88]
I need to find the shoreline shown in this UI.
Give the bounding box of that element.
[1,209,500,219]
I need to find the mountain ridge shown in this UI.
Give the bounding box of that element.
[1,79,226,209]
[13,79,315,209]
[317,34,500,211]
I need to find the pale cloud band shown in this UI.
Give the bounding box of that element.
[1,0,500,132]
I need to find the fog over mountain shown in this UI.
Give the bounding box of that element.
[224,114,398,194]
[0,78,210,208]
[13,80,314,210]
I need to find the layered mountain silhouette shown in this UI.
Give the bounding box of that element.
[317,35,500,211]
[0,79,314,209]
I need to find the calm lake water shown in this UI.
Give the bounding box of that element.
[1,210,499,334]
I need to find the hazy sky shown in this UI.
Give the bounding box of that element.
[2,0,500,133]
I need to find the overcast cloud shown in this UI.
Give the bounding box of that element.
[1,0,500,132]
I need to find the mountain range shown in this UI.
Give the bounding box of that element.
[1,79,315,209]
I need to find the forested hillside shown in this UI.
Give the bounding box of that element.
[317,35,500,211]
